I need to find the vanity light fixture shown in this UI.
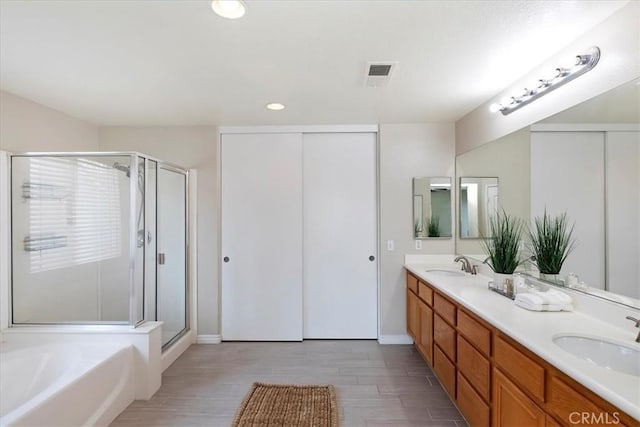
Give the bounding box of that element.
[266,103,285,111]
[211,0,246,19]
[490,46,600,116]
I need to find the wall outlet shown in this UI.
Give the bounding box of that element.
[415,240,422,250]
[387,240,394,251]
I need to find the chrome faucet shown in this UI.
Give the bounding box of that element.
[454,256,477,275]
[625,316,640,343]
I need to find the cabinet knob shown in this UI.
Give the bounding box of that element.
[223,256,230,263]
[369,255,375,261]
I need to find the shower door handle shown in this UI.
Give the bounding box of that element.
[158,253,166,265]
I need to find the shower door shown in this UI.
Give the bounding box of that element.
[156,165,187,347]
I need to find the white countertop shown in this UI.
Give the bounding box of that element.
[404,262,640,421]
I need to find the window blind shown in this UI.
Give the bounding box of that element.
[27,157,123,273]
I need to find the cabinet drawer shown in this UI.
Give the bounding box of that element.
[457,309,491,356]
[406,272,419,294]
[494,336,545,402]
[457,372,490,427]
[457,335,490,400]
[418,281,433,306]
[434,345,456,399]
[434,313,456,361]
[434,292,456,325]
[547,375,623,427]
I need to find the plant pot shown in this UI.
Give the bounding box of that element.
[539,272,561,284]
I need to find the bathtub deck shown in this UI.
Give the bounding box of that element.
[110,340,466,427]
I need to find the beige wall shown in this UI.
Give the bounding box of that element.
[97,127,219,335]
[455,1,640,155]
[0,90,98,152]
[379,124,455,337]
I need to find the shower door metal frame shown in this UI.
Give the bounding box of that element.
[6,152,189,337]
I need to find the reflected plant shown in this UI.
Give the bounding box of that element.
[529,210,576,275]
[481,210,525,274]
[427,215,441,237]
[414,218,423,237]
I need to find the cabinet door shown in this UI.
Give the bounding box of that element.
[407,289,419,340]
[417,299,433,365]
[221,133,303,341]
[493,368,546,427]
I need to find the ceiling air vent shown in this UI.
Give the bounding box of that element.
[364,61,397,87]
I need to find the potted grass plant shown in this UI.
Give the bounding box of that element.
[481,210,526,291]
[529,210,576,283]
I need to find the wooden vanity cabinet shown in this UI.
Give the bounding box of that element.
[405,270,635,427]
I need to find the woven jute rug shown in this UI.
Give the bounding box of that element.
[232,382,338,427]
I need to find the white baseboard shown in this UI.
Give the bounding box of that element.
[162,330,195,371]
[378,334,414,345]
[196,334,221,344]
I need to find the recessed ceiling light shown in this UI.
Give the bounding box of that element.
[211,0,246,19]
[266,103,285,111]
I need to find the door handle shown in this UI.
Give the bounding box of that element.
[158,253,166,265]
[369,255,375,261]
[223,256,230,263]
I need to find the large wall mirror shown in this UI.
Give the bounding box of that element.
[455,77,640,309]
[412,177,452,239]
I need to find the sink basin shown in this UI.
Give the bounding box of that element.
[425,269,466,277]
[552,334,640,376]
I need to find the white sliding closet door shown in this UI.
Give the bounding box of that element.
[221,133,303,341]
[303,132,378,339]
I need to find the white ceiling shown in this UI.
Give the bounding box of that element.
[0,0,629,126]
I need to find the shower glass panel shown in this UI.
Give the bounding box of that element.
[144,160,158,322]
[9,152,189,347]
[11,155,133,324]
[157,166,187,347]
[133,157,145,324]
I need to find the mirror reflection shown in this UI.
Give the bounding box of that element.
[455,78,640,309]
[459,177,498,239]
[412,177,452,239]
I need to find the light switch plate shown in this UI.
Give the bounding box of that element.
[415,240,422,250]
[387,240,394,251]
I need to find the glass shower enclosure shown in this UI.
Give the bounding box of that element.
[9,152,188,349]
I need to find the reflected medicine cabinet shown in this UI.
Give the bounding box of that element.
[412,177,452,239]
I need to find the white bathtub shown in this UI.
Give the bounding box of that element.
[0,342,134,427]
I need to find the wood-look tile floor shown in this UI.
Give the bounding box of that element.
[111,341,468,427]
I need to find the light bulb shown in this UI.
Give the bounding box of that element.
[266,103,285,111]
[211,0,246,19]
[489,103,502,113]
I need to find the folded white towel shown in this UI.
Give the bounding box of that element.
[515,289,573,312]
